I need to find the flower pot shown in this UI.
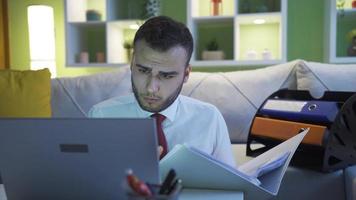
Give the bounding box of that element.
[201,50,225,60]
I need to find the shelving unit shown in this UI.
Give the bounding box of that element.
[64,0,145,67]
[187,0,287,67]
[326,0,356,63]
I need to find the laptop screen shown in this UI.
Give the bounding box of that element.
[0,118,159,200]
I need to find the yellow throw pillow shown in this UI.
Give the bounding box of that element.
[0,68,51,117]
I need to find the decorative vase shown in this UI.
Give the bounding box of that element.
[210,0,222,16]
[146,0,160,18]
[96,52,105,63]
[86,10,101,21]
[78,52,89,63]
[261,49,272,60]
[245,49,257,60]
[347,36,356,57]
[352,0,356,8]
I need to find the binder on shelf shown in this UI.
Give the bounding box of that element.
[247,89,356,172]
[260,99,339,123]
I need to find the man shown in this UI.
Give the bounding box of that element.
[89,16,235,167]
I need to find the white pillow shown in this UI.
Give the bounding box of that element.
[183,60,301,142]
[52,66,132,117]
[297,61,356,98]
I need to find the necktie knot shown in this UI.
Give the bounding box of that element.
[151,113,166,124]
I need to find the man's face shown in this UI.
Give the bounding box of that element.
[131,40,191,113]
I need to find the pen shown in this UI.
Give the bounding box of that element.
[126,169,152,197]
[159,169,176,194]
[169,179,183,196]
[167,178,181,195]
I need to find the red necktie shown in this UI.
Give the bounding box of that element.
[151,113,168,159]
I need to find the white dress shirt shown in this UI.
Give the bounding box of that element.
[88,93,236,167]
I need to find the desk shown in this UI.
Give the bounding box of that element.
[0,185,243,200]
[180,189,243,200]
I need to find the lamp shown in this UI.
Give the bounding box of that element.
[27,5,56,78]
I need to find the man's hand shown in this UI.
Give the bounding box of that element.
[158,146,163,158]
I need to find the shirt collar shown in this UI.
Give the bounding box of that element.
[135,95,180,123]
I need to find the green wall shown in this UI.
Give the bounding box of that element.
[8,0,117,77]
[287,0,325,62]
[8,0,327,76]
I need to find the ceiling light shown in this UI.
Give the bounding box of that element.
[253,19,266,24]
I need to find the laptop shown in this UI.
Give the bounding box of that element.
[0,118,159,200]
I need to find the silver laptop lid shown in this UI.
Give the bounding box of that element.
[0,118,159,200]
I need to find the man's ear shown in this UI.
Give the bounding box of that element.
[183,65,192,83]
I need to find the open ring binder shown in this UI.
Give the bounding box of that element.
[246,89,356,172]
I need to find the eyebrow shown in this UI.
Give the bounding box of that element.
[136,64,151,71]
[136,64,179,76]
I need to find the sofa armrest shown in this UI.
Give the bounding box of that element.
[345,165,356,200]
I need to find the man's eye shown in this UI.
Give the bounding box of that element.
[138,68,149,74]
[161,74,175,79]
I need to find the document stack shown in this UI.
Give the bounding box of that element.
[246,89,356,172]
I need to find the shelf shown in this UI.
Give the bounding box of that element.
[237,12,281,24]
[66,0,106,22]
[65,63,129,67]
[107,0,146,20]
[190,59,283,67]
[66,23,106,65]
[107,20,143,64]
[187,0,287,67]
[238,0,281,14]
[326,0,356,64]
[67,21,106,26]
[192,16,234,22]
[195,19,234,61]
[190,0,235,17]
[65,0,146,67]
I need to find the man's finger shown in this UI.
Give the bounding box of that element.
[158,146,163,157]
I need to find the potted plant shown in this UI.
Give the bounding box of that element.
[123,41,134,62]
[347,28,356,57]
[201,38,225,60]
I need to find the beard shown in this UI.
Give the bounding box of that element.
[131,75,184,113]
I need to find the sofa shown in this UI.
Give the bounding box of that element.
[50,59,356,200]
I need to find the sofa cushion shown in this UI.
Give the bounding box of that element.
[181,60,301,143]
[51,67,132,117]
[296,61,356,98]
[0,68,51,117]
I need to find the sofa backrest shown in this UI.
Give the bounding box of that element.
[296,61,356,98]
[51,67,132,117]
[50,60,301,143]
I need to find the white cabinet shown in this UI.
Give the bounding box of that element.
[326,0,356,63]
[187,0,287,67]
[64,0,145,67]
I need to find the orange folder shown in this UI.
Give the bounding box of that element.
[251,117,327,146]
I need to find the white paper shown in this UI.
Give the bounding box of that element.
[160,128,309,200]
[263,99,307,112]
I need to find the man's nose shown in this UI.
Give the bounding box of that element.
[147,77,160,93]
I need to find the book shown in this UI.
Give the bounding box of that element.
[159,128,309,200]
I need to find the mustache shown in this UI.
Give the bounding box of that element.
[142,94,161,99]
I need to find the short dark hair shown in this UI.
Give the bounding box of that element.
[133,16,193,66]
